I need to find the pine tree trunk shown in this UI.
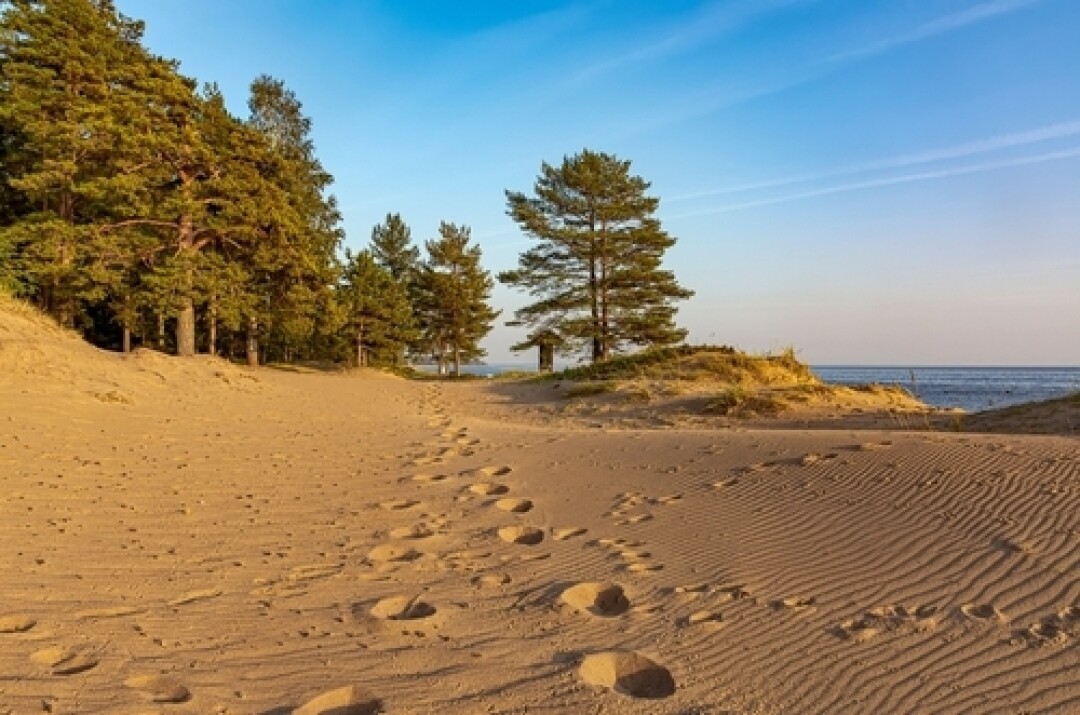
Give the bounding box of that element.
[589,257,601,362]
[246,318,259,367]
[122,324,131,354]
[356,324,366,367]
[208,302,217,356]
[175,214,197,357]
[177,298,196,357]
[453,345,460,377]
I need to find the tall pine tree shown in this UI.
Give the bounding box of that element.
[339,249,417,367]
[0,0,149,324]
[245,75,342,365]
[369,212,423,359]
[501,149,693,362]
[419,222,499,376]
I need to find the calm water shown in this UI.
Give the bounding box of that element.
[426,363,1080,414]
[814,366,1080,413]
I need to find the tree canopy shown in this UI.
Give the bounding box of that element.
[0,1,575,375]
[500,149,693,362]
[0,0,346,363]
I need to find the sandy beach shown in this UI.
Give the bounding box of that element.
[2,305,1079,714]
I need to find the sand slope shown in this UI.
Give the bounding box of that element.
[2,306,1079,713]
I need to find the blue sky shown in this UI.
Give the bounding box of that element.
[118,0,1080,365]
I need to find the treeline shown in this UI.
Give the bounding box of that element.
[0,0,496,371]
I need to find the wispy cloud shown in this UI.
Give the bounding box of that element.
[610,0,1047,141]
[667,145,1080,219]
[571,0,808,84]
[669,119,1080,202]
[826,0,1044,65]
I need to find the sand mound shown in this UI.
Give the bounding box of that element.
[29,645,99,676]
[497,526,544,545]
[0,615,36,633]
[560,582,630,616]
[369,595,436,620]
[0,294,260,405]
[579,651,675,699]
[963,392,1080,435]
[495,497,533,513]
[124,674,191,703]
[367,543,419,562]
[294,685,382,715]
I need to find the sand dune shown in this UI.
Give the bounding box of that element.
[2,304,1079,713]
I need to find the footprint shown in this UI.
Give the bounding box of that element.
[771,596,816,612]
[960,603,1007,623]
[495,498,533,513]
[369,595,436,620]
[367,544,420,562]
[837,604,941,641]
[444,549,492,561]
[681,609,724,627]
[553,527,588,541]
[468,483,508,496]
[561,582,630,617]
[0,614,36,633]
[379,498,419,511]
[168,588,222,607]
[715,585,751,601]
[75,606,144,620]
[463,466,512,478]
[497,526,544,545]
[124,674,191,703]
[389,524,434,540]
[624,562,663,574]
[1019,620,1069,647]
[1015,607,1079,647]
[471,573,511,588]
[294,685,382,715]
[30,646,99,675]
[617,513,653,526]
[287,564,343,583]
[579,651,675,699]
[837,617,881,643]
[800,452,838,466]
[413,473,449,483]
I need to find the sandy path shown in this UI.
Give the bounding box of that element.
[2,368,1079,713]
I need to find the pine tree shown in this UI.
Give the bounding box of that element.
[370,213,419,283]
[369,212,424,359]
[419,222,499,376]
[339,249,417,367]
[245,75,343,364]
[501,149,693,362]
[0,0,150,324]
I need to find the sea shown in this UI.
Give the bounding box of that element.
[813,366,1080,413]
[441,363,1080,414]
